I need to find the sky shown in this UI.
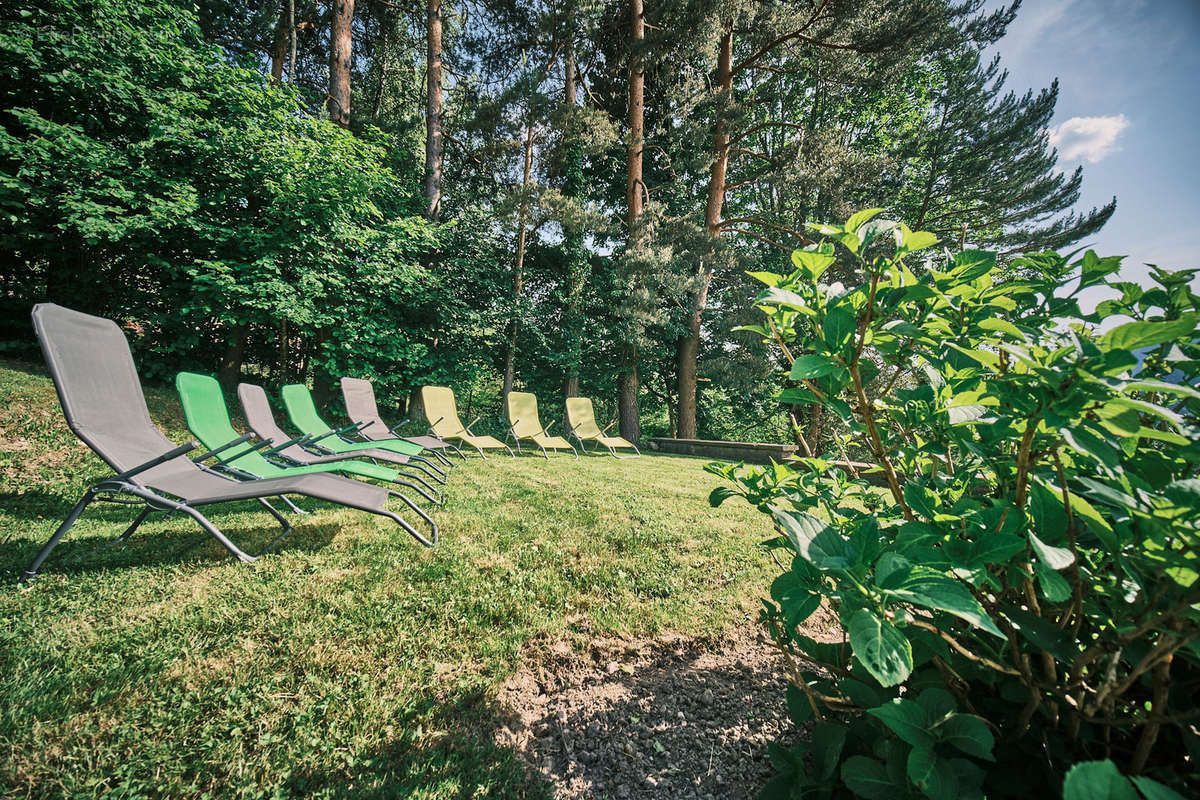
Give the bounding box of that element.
[983,0,1200,310]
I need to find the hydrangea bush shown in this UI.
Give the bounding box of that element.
[710,210,1200,798]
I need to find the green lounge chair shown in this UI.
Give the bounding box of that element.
[23,304,436,583]
[176,372,442,515]
[420,385,513,459]
[504,391,577,459]
[565,397,641,457]
[280,384,446,484]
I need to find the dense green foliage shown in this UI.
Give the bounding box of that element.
[0,0,454,407]
[0,360,774,797]
[1,0,1118,440]
[711,211,1199,797]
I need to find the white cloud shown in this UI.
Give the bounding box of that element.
[1048,114,1130,163]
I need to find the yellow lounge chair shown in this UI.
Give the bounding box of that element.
[504,391,577,459]
[565,397,641,457]
[420,385,514,459]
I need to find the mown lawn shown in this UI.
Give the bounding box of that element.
[0,360,777,799]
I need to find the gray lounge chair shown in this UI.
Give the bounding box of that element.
[21,304,437,582]
[340,377,462,465]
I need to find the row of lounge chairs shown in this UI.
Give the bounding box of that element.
[19,303,638,582]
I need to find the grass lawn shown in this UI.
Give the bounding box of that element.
[0,360,778,798]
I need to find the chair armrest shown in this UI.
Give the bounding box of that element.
[465,415,482,435]
[190,432,256,465]
[601,420,617,435]
[307,422,363,446]
[263,434,309,457]
[542,420,558,435]
[209,437,276,467]
[116,441,200,481]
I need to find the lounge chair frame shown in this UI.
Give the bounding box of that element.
[565,397,641,458]
[22,304,438,582]
[504,391,578,460]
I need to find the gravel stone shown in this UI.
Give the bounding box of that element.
[494,619,837,799]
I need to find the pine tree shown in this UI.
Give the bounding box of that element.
[896,47,1115,254]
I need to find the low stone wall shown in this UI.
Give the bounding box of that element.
[646,438,888,486]
[646,437,796,465]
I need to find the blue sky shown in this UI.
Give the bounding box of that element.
[985,0,1200,308]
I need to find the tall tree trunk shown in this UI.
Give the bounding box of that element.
[675,24,732,440]
[287,0,297,80]
[372,12,391,120]
[617,0,645,444]
[562,21,585,401]
[424,0,444,220]
[501,120,535,399]
[328,0,354,127]
[218,326,247,386]
[269,1,289,82]
[278,318,289,382]
[312,326,334,405]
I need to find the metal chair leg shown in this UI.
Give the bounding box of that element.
[384,491,439,547]
[20,487,100,582]
[177,506,257,563]
[278,495,308,514]
[409,456,447,484]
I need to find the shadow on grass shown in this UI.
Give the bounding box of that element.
[283,689,552,800]
[0,494,342,581]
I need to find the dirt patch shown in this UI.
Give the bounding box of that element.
[496,613,838,799]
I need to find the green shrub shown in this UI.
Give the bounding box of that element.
[710,210,1200,798]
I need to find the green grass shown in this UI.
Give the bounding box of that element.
[0,360,777,799]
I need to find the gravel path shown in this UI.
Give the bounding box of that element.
[495,619,836,799]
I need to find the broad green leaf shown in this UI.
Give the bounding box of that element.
[1096,401,1141,436]
[772,509,850,570]
[809,722,848,781]
[915,688,956,722]
[874,552,913,588]
[867,698,932,747]
[907,745,958,800]
[1004,607,1074,662]
[845,207,884,233]
[937,714,995,761]
[977,318,1023,340]
[823,307,857,351]
[756,286,811,311]
[1106,396,1185,430]
[1123,378,1200,400]
[946,342,1001,369]
[970,532,1025,566]
[746,270,782,286]
[708,486,737,507]
[1164,478,1200,509]
[789,354,841,379]
[953,249,997,282]
[1029,531,1075,570]
[842,756,903,800]
[1060,425,1121,471]
[1035,563,1072,602]
[903,484,938,520]
[1130,775,1189,800]
[884,570,1004,638]
[1062,760,1139,800]
[847,610,913,687]
[790,249,836,281]
[1101,312,1199,352]
[898,225,939,254]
